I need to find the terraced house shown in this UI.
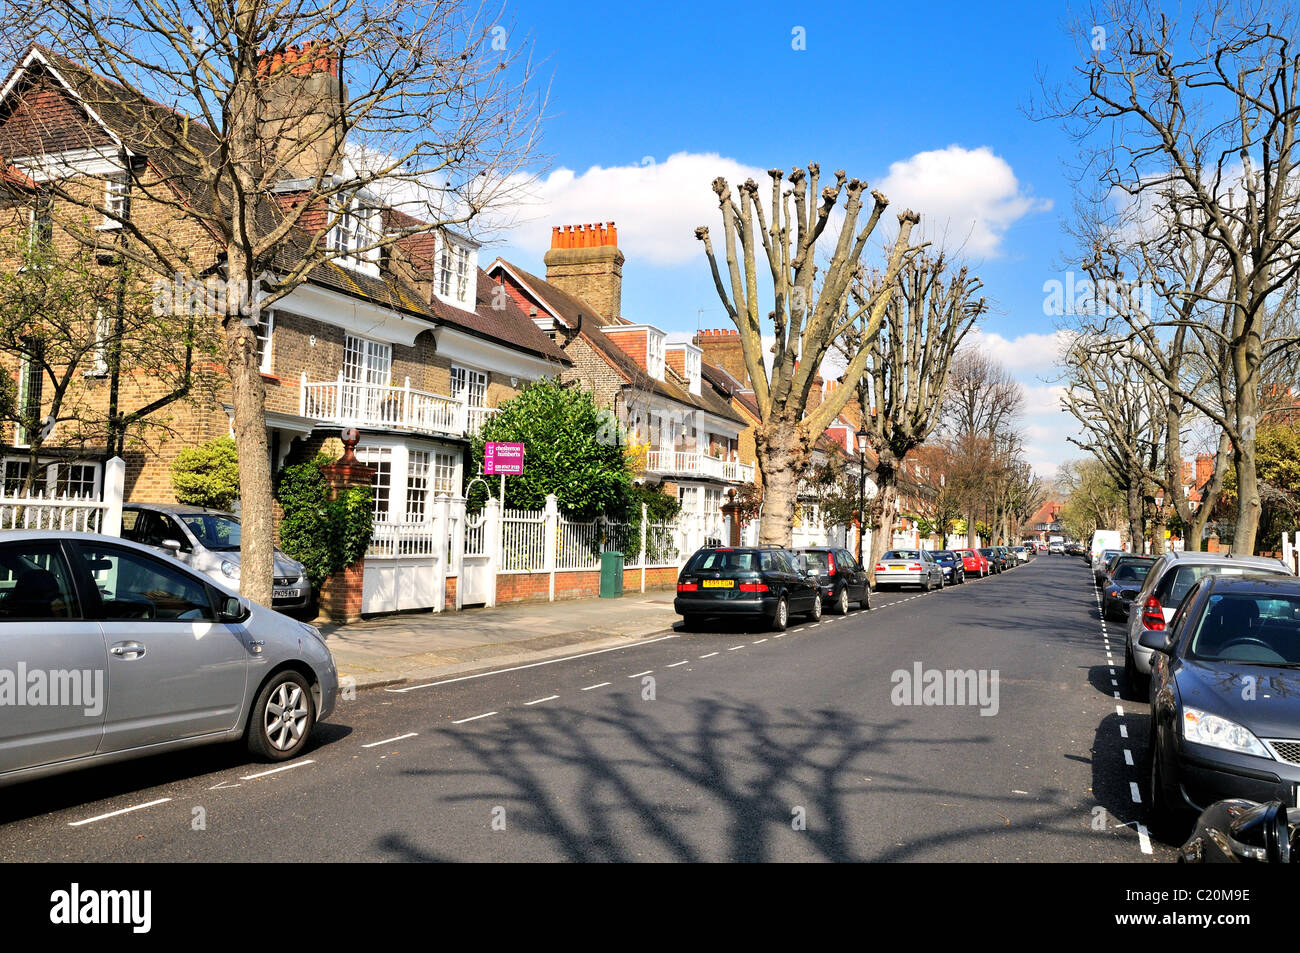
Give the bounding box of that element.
[488,223,750,546]
[0,45,569,609]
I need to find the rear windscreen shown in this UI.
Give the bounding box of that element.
[802,551,830,571]
[686,550,757,573]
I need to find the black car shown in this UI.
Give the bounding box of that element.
[792,546,871,614]
[675,546,821,631]
[1100,555,1156,621]
[1144,575,1300,833]
[929,550,966,585]
[977,547,1004,573]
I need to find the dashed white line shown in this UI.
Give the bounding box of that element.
[628,670,653,678]
[581,682,611,691]
[69,797,173,827]
[524,695,559,706]
[698,652,719,659]
[1120,725,1129,738]
[1129,781,1142,804]
[241,760,316,781]
[362,732,418,748]
[1123,749,1134,766]
[728,645,745,651]
[667,660,690,668]
[752,638,768,644]
[452,711,498,724]
[1137,823,1153,855]
[1116,705,1125,716]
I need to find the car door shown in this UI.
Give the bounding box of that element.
[72,540,252,752]
[0,540,108,774]
[838,550,865,600]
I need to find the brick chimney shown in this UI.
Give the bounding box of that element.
[807,372,824,413]
[693,329,748,388]
[1195,453,1213,488]
[257,42,345,182]
[543,222,623,322]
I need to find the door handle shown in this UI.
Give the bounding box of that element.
[110,641,145,659]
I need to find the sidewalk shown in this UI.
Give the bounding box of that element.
[317,591,680,690]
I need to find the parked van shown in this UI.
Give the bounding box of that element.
[1089,530,1123,571]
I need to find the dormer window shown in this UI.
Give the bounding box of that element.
[434,233,477,310]
[103,175,127,226]
[647,329,665,380]
[328,198,380,275]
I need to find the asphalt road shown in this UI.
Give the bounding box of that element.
[0,554,1175,862]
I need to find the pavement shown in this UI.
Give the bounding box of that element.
[318,590,681,690]
[0,554,1177,861]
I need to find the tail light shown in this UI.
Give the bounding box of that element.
[827,552,836,575]
[874,563,886,572]
[909,563,922,571]
[739,582,768,592]
[677,582,698,592]
[1141,595,1165,630]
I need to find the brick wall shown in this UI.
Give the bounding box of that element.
[494,565,678,605]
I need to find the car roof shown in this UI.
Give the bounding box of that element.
[1203,573,1300,594]
[1158,550,1290,571]
[123,502,235,516]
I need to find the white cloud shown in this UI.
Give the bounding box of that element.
[876,146,1051,257]
[965,328,1073,375]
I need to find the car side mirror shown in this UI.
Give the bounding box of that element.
[1138,628,1172,654]
[161,539,183,554]
[218,595,248,623]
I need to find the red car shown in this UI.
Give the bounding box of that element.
[954,548,990,578]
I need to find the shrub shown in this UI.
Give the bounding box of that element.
[170,436,240,510]
[275,454,374,588]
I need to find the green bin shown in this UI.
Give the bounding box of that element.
[600,551,625,598]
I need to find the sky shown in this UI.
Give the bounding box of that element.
[485,0,1097,483]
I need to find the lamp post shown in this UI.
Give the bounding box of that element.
[856,427,869,563]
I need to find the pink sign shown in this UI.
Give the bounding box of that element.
[484,442,525,475]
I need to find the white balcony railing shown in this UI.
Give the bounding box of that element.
[301,374,494,439]
[644,449,753,483]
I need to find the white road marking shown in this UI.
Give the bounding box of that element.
[1116,705,1125,716]
[69,797,172,827]
[581,682,610,691]
[628,671,653,678]
[524,695,559,706]
[452,711,498,724]
[362,732,418,748]
[1123,749,1134,766]
[752,639,768,644]
[1111,679,1117,687]
[240,760,315,781]
[389,634,680,692]
[728,645,745,651]
[698,652,719,659]
[208,780,241,790]
[1129,781,1142,804]
[773,634,785,638]
[1113,691,1121,698]
[667,660,690,668]
[1137,823,1153,855]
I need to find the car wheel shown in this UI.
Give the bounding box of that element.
[247,670,315,762]
[808,592,823,621]
[937,572,945,590]
[1147,725,1189,839]
[770,595,789,632]
[1123,644,1147,700]
[835,586,850,615]
[922,576,932,592]
[860,587,871,610]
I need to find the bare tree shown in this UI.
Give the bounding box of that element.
[1041,0,1300,553]
[0,0,543,602]
[695,164,919,545]
[838,252,985,574]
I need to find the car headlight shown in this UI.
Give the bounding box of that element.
[1182,706,1271,758]
[221,559,240,579]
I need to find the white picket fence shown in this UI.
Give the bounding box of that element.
[0,457,124,536]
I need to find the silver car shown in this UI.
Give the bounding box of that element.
[122,504,312,612]
[1123,550,1292,695]
[873,549,946,591]
[0,531,337,787]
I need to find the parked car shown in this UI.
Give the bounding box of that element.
[1100,555,1157,621]
[977,547,1003,574]
[675,546,821,631]
[792,546,871,614]
[0,531,338,787]
[1090,529,1124,571]
[1143,574,1300,831]
[1048,541,1064,554]
[122,504,312,614]
[1011,546,1030,564]
[930,550,966,585]
[954,548,990,578]
[1093,549,1123,585]
[1123,550,1293,697]
[991,546,1015,571]
[873,549,946,591]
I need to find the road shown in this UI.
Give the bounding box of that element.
[0,554,1175,861]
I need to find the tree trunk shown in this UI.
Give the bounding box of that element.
[1232,391,1261,556]
[755,416,808,546]
[1127,479,1143,553]
[867,478,900,584]
[224,315,274,605]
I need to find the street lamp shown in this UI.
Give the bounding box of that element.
[856,427,869,563]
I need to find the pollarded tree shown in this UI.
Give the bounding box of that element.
[695,164,919,544]
[1,0,543,602]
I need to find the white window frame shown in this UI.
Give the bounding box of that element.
[405,449,430,522]
[1,456,101,498]
[450,364,487,407]
[101,175,127,228]
[355,445,394,523]
[88,309,111,377]
[328,198,380,276]
[254,310,275,375]
[435,235,476,310]
[647,330,665,380]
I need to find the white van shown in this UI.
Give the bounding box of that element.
[1089,530,1123,570]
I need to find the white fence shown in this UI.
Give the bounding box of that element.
[0,457,124,536]
[1282,531,1299,575]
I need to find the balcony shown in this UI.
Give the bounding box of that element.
[644,449,753,483]
[300,374,500,438]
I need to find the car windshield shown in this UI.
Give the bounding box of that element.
[884,551,920,561]
[1112,563,1152,584]
[1187,593,1300,665]
[1165,563,1284,603]
[687,550,757,573]
[180,514,242,552]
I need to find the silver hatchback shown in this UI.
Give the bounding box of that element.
[0,531,337,787]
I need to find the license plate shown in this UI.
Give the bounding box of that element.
[889,564,905,570]
[702,579,734,588]
[272,588,300,599]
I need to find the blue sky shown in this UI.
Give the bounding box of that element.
[489,0,1094,480]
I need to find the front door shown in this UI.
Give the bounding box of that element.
[73,541,250,752]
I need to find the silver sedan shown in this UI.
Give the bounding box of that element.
[873,549,946,591]
[0,531,337,787]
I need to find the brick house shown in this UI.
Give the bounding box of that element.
[0,44,570,532]
[487,224,750,540]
